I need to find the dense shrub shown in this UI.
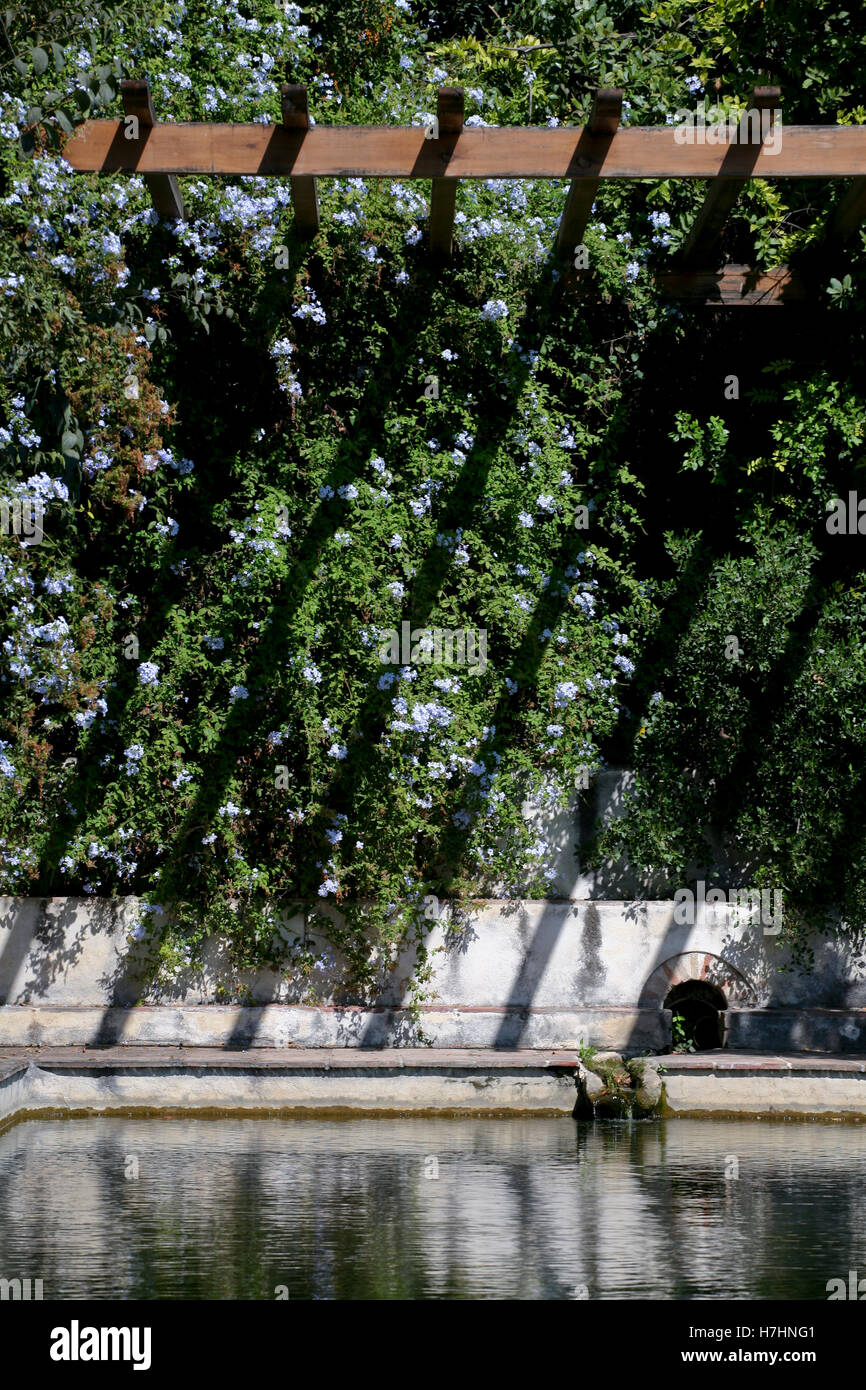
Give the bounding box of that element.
[1,0,864,993]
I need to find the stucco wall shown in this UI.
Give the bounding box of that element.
[2,895,864,1009]
[0,895,864,1050]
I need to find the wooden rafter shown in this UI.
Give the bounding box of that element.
[555,88,622,259]
[63,121,866,180]
[120,79,185,221]
[281,84,319,236]
[677,87,781,269]
[429,86,464,257]
[64,84,866,306]
[657,264,806,306]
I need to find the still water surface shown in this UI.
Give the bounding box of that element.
[0,1115,863,1299]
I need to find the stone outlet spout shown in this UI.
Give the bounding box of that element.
[574,1051,664,1119]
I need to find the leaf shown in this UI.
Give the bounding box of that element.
[54,109,74,136]
[31,46,49,74]
[98,81,115,105]
[50,42,65,71]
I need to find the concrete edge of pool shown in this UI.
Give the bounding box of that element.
[2,1047,866,1129]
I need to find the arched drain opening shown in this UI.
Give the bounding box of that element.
[664,980,727,1051]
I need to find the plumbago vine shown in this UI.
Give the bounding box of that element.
[1,0,865,1005]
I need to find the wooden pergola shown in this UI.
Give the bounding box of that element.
[62,80,866,306]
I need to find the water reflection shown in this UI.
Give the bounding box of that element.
[0,1116,863,1300]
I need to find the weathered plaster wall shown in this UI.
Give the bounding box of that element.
[0,894,864,1050]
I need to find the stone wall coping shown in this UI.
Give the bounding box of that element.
[0,1046,582,1071]
[658,1051,866,1072]
[2,1046,865,1075]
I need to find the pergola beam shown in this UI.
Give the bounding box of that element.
[120,79,185,220]
[656,263,806,306]
[429,87,464,257]
[65,91,866,306]
[677,88,781,269]
[555,88,622,260]
[63,120,866,179]
[281,84,319,236]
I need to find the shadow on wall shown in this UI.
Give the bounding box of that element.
[0,897,154,1007]
[533,767,772,901]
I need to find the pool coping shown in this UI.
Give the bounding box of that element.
[2,1044,866,1069]
[2,1048,866,1126]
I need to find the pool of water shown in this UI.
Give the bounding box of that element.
[0,1114,863,1299]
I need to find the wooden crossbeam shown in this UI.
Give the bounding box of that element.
[555,88,622,260]
[63,121,866,179]
[281,84,319,236]
[656,263,806,306]
[677,88,781,269]
[429,87,464,257]
[120,79,185,221]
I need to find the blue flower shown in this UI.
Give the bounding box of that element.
[137,661,160,686]
[480,298,508,321]
[0,741,15,779]
[554,681,579,707]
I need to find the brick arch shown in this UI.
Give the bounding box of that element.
[639,952,757,1008]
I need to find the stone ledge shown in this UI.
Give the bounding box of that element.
[727,1008,866,1052]
[3,1047,866,1120]
[0,1045,581,1071]
[657,1049,866,1073]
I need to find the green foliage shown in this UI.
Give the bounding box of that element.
[670,1012,696,1053]
[0,0,864,996]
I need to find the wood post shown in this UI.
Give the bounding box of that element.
[120,79,185,221]
[822,177,866,251]
[555,88,622,260]
[281,84,319,236]
[677,86,781,269]
[429,87,464,257]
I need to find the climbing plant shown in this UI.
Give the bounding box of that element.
[0,0,864,998]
